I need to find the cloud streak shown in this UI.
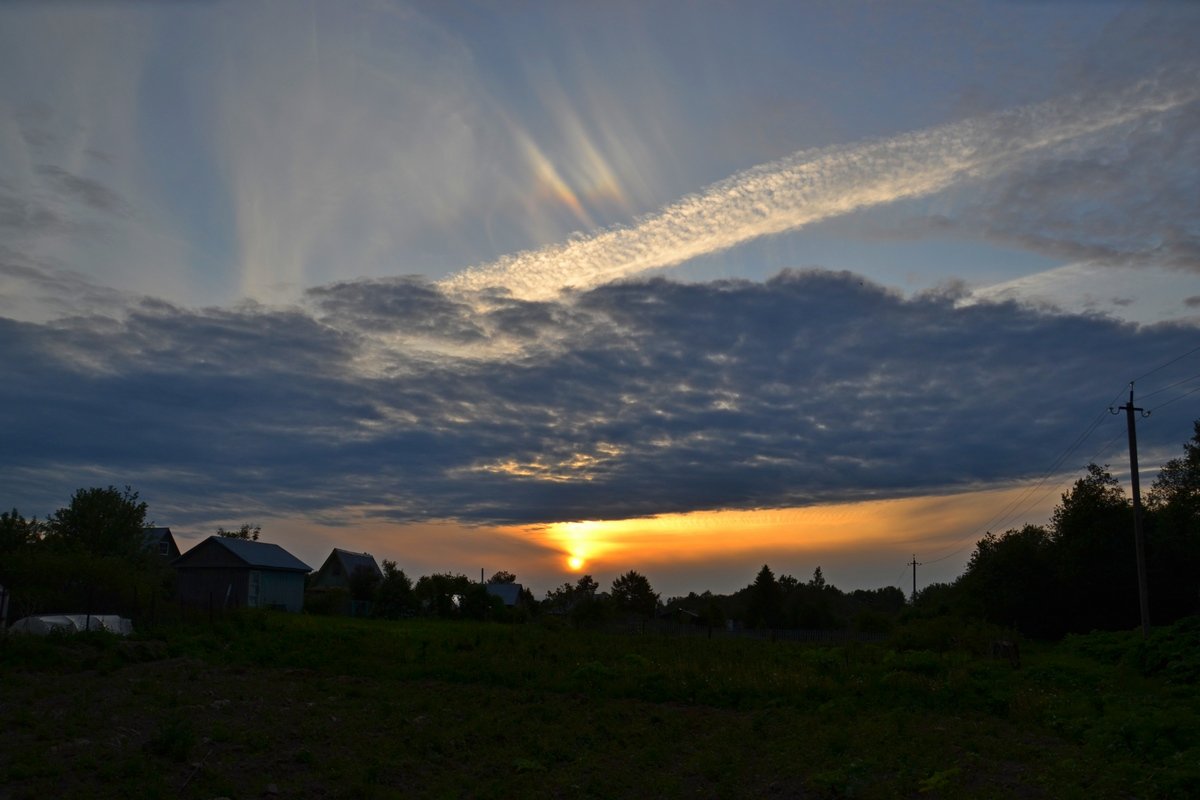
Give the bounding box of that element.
[442,72,1199,300]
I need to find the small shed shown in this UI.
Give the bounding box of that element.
[311,548,383,590]
[173,536,311,613]
[143,527,181,560]
[309,548,383,616]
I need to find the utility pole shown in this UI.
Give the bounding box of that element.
[1112,384,1151,638]
[909,554,921,602]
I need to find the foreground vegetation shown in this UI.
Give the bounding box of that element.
[3,612,1199,799]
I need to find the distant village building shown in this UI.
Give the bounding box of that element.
[311,548,383,590]
[485,583,524,608]
[309,548,384,616]
[172,536,311,613]
[142,527,180,560]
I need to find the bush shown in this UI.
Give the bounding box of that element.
[304,587,349,616]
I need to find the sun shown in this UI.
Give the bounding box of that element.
[567,555,585,571]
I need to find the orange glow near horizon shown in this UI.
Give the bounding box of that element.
[179,482,1064,597]
[531,482,1060,577]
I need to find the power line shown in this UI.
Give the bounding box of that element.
[1130,343,1200,384]
[908,344,1200,577]
[919,384,1132,567]
[920,412,1109,565]
[1147,383,1200,414]
[1139,371,1200,401]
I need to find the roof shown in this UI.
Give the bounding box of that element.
[143,527,173,545]
[332,548,382,578]
[486,583,523,606]
[198,536,311,572]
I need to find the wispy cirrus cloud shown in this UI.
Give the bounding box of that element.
[442,71,1199,300]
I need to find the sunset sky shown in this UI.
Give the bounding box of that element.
[2,1,1198,599]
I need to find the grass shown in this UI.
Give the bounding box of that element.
[1,613,1198,799]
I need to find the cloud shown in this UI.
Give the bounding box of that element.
[441,71,1199,300]
[34,165,130,215]
[926,101,1200,275]
[965,261,1200,326]
[0,246,134,321]
[0,182,61,234]
[3,270,1197,530]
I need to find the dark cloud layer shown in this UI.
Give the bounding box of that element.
[2,270,1197,527]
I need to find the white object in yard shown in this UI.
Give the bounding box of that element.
[8,614,134,636]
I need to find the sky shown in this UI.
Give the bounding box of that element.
[2,0,1199,599]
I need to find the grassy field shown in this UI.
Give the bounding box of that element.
[2,613,1198,800]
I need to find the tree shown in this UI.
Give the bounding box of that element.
[217,523,260,541]
[610,570,660,619]
[414,572,471,617]
[543,574,608,627]
[956,524,1056,635]
[488,570,517,584]
[1145,420,1200,621]
[1050,463,1137,632]
[574,574,599,596]
[746,564,782,629]
[44,485,149,558]
[1147,420,1200,516]
[808,566,827,590]
[375,560,416,619]
[0,508,41,553]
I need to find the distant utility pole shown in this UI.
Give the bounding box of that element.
[1112,384,1151,638]
[909,554,921,602]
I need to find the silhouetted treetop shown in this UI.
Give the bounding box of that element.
[217,523,261,541]
[44,486,148,558]
[611,570,659,618]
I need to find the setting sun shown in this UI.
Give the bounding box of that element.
[567,555,585,571]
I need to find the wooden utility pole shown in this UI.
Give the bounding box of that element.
[909,554,921,602]
[1113,385,1151,637]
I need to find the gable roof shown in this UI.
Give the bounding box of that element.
[143,527,172,546]
[143,527,181,558]
[330,548,382,578]
[175,536,311,572]
[486,583,523,606]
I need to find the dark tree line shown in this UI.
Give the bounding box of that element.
[916,420,1200,638]
[6,420,1196,639]
[0,486,171,621]
[665,565,907,635]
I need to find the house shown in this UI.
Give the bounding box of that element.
[311,548,383,590]
[485,582,524,607]
[143,527,181,560]
[172,536,311,613]
[309,548,383,616]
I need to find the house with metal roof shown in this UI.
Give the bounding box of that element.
[485,582,524,607]
[311,548,383,590]
[309,548,384,616]
[143,527,180,560]
[172,536,311,613]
